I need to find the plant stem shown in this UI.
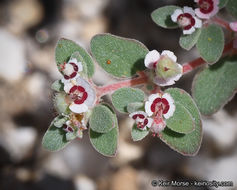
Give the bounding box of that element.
[212,17,232,32]
[95,73,148,102]
[183,40,234,73]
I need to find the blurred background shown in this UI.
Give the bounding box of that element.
[0,0,237,189]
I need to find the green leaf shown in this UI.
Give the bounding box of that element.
[70,51,88,78]
[131,124,149,141]
[226,0,237,18]
[42,123,69,151]
[192,56,237,115]
[127,102,144,113]
[55,38,94,78]
[90,33,148,78]
[89,117,118,157]
[53,93,70,114]
[53,116,68,128]
[151,5,180,29]
[160,88,202,156]
[166,102,195,134]
[219,0,229,8]
[51,80,64,92]
[89,104,115,133]
[179,28,201,50]
[112,87,145,113]
[196,25,224,64]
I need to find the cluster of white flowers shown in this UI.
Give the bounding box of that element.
[171,0,219,35]
[56,58,96,140]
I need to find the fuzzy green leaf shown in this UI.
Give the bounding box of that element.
[192,56,237,115]
[55,38,94,78]
[160,88,202,156]
[90,33,148,78]
[89,115,118,157]
[89,104,115,133]
[151,6,180,29]
[196,25,224,64]
[42,122,69,151]
[219,0,229,8]
[226,0,237,18]
[166,102,195,134]
[112,87,145,113]
[179,28,201,50]
[127,102,144,113]
[51,80,64,92]
[131,124,149,141]
[54,93,70,114]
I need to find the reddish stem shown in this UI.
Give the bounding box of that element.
[212,17,232,32]
[95,74,148,103]
[183,40,234,73]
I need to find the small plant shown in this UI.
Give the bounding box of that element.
[42,0,237,156]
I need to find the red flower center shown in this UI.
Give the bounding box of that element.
[177,13,195,30]
[132,114,148,129]
[63,62,79,79]
[150,97,170,115]
[69,85,88,104]
[199,0,214,14]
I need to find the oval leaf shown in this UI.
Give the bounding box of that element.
[226,0,237,18]
[89,116,118,157]
[112,87,145,113]
[127,102,144,113]
[55,38,94,78]
[89,104,115,133]
[53,93,70,114]
[51,80,64,92]
[42,123,69,151]
[131,124,149,141]
[90,33,148,78]
[160,88,202,156]
[192,56,237,115]
[196,25,224,64]
[151,5,180,29]
[166,102,195,134]
[179,28,201,50]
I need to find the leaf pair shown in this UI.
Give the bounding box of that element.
[151,6,225,64]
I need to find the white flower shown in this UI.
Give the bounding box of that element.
[129,111,153,130]
[63,77,96,114]
[171,6,202,34]
[145,93,175,119]
[144,50,183,86]
[60,58,83,84]
[195,0,219,19]
[145,93,175,136]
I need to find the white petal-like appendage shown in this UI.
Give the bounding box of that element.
[145,101,153,116]
[153,76,175,86]
[63,82,73,93]
[148,93,161,102]
[162,93,175,119]
[194,17,202,28]
[194,0,199,2]
[76,77,96,107]
[183,6,195,16]
[146,118,153,129]
[171,9,183,22]
[69,58,77,64]
[183,27,195,35]
[129,111,147,118]
[230,22,237,32]
[144,50,160,69]
[161,50,177,62]
[76,61,83,72]
[195,8,210,19]
[69,103,88,113]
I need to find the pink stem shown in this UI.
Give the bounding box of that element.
[212,17,232,32]
[183,40,234,73]
[95,73,148,103]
